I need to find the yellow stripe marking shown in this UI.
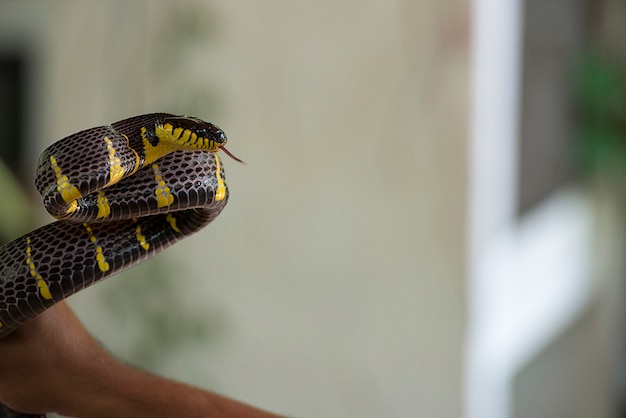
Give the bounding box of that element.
[152,163,174,208]
[0,321,3,328]
[166,213,180,233]
[173,126,183,141]
[25,237,52,300]
[83,224,109,272]
[178,129,192,144]
[154,123,221,151]
[49,155,82,204]
[65,200,78,215]
[96,191,111,218]
[141,126,176,166]
[122,134,142,175]
[214,153,226,201]
[135,225,150,250]
[103,136,124,186]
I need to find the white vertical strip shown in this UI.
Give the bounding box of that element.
[466,0,523,417]
[468,0,522,249]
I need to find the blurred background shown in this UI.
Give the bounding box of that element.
[0,0,624,417]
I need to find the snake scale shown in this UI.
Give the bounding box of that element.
[0,113,235,417]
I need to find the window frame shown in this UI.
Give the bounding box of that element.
[465,1,593,417]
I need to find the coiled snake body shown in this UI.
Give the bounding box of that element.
[0,113,233,417]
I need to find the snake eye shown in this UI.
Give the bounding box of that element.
[198,126,227,145]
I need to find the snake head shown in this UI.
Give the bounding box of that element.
[161,115,243,163]
[162,115,226,148]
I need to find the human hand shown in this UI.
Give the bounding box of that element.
[0,302,284,418]
[0,301,105,415]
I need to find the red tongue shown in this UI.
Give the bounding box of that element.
[219,146,244,164]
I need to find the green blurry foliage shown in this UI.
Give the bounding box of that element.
[574,50,626,181]
[0,160,35,244]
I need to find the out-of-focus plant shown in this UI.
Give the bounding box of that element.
[101,257,225,372]
[574,50,626,186]
[0,160,34,244]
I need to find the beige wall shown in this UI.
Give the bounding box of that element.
[1,1,469,417]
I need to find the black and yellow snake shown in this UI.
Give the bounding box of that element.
[0,114,235,417]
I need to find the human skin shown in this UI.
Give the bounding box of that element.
[0,301,284,418]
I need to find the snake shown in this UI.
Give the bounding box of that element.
[0,113,237,417]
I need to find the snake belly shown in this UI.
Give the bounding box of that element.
[0,113,231,338]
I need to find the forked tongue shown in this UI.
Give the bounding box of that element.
[219,146,244,164]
